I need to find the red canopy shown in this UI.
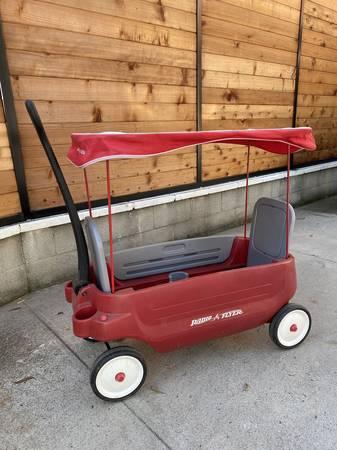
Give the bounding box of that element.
[68,127,316,167]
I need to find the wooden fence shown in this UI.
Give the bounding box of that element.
[0,0,336,221]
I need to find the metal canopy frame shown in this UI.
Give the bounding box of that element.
[0,0,332,227]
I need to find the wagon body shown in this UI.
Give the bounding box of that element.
[67,243,296,352]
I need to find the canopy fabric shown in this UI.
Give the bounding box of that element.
[68,127,316,167]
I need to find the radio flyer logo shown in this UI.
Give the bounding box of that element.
[190,309,243,327]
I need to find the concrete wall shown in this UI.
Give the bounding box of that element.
[1,166,336,305]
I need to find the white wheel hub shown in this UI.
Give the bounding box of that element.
[277,309,310,347]
[95,355,144,399]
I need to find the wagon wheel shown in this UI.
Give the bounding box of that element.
[90,346,147,401]
[269,304,311,349]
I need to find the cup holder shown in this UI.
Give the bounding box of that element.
[75,305,97,321]
[169,271,189,282]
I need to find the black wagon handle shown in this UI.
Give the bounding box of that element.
[25,100,90,292]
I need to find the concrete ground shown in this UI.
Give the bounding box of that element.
[1,196,337,450]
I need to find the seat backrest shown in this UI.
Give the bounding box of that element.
[247,197,295,267]
[83,217,111,293]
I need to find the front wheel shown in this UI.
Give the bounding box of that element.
[269,304,311,349]
[90,346,147,401]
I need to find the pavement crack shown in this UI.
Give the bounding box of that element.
[123,403,173,450]
[294,249,337,265]
[24,303,89,369]
[24,303,172,449]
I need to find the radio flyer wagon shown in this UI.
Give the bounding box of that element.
[25,100,316,401]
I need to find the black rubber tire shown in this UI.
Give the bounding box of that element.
[90,346,147,401]
[83,337,98,343]
[269,303,311,350]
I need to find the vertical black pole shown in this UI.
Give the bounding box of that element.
[196,0,203,184]
[291,0,305,168]
[0,21,30,218]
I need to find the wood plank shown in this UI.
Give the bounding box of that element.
[297,106,337,118]
[1,0,195,33]
[0,146,14,171]
[296,117,337,129]
[15,101,196,124]
[203,87,294,105]
[25,153,196,190]
[203,70,295,92]
[0,1,196,51]
[19,121,196,147]
[0,158,14,172]
[0,170,19,195]
[28,167,196,210]
[298,94,337,107]
[202,155,286,180]
[302,28,337,53]
[202,16,298,53]
[277,0,301,9]
[145,0,196,13]
[203,1,298,38]
[202,118,292,130]
[0,147,11,158]
[35,0,196,32]
[306,0,337,11]
[308,129,337,150]
[294,148,337,165]
[298,82,337,96]
[203,53,295,79]
[7,50,196,86]
[202,144,286,166]
[303,12,337,40]
[4,23,195,69]
[0,192,21,218]
[11,76,196,103]
[203,35,297,66]
[300,68,337,85]
[301,55,337,74]
[22,144,71,168]
[0,124,10,148]
[304,0,337,24]
[203,104,293,120]
[298,41,337,63]
[220,0,300,24]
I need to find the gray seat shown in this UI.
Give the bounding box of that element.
[247,197,295,267]
[84,217,111,293]
[114,235,235,280]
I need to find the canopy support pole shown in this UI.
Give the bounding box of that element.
[244,145,250,239]
[286,145,291,259]
[83,168,92,218]
[106,161,115,293]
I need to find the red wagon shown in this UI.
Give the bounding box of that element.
[26,100,316,401]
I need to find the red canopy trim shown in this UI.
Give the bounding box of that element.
[68,127,316,168]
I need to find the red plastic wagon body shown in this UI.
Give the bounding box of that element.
[26,100,316,401]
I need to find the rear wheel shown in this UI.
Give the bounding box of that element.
[269,304,311,349]
[90,346,147,401]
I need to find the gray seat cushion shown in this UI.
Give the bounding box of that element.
[114,235,235,280]
[84,217,111,293]
[247,197,295,267]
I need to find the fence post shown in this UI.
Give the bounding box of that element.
[0,20,30,220]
